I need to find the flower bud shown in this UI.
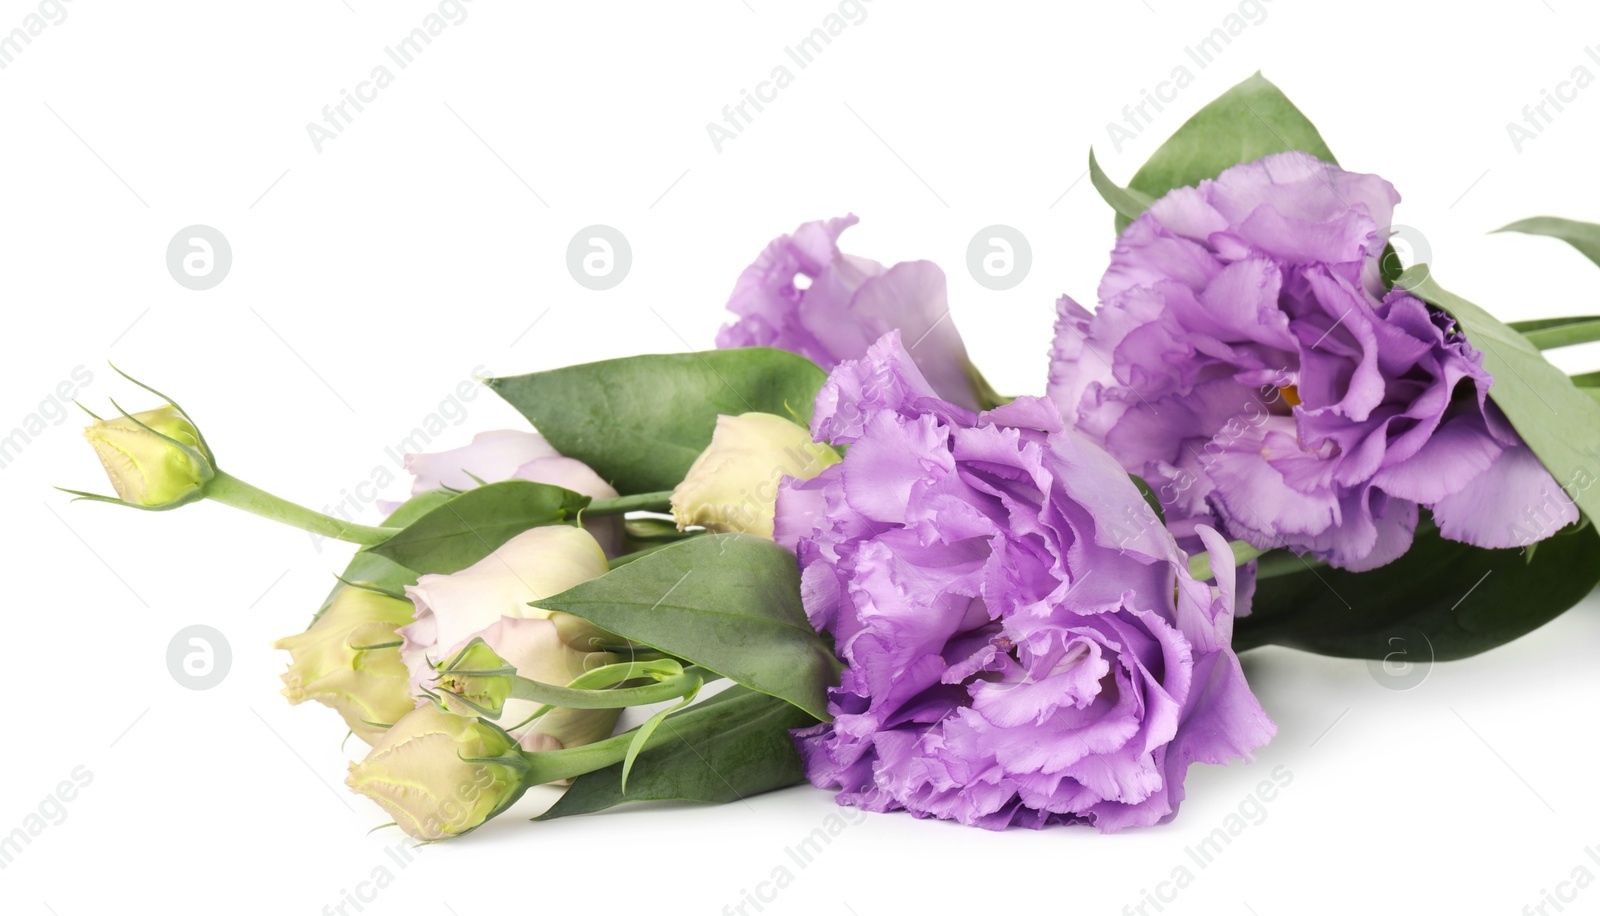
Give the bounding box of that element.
[398,527,625,752]
[428,638,517,720]
[82,405,212,508]
[671,412,839,539]
[346,706,528,840]
[275,586,417,745]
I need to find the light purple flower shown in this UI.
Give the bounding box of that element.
[775,332,1275,831]
[401,430,622,554]
[716,215,983,410]
[1049,152,1575,571]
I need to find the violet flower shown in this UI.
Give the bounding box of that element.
[716,215,987,410]
[776,332,1274,831]
[1049,152,1575,570]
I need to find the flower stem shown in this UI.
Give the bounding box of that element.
[518,680,714,785]
[1254,549,1327,580]
[586,491,675,517]
[1187,539,1269,582]
[508,667,710,710]
[1523,319,1600,350]
[520,729,642,785]
[965,362,1012,411]
[204,470,399,546]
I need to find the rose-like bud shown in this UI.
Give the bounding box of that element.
[671,412,839,539]
[428,638,517,720]
[82,405,213,509]
[399,526,625,752]
[401,429,624,556]
[346,705,528,840]
[274,586,416,745]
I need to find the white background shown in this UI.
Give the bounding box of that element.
[4,1,1600,914]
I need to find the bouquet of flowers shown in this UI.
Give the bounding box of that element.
[71,74,1600,839]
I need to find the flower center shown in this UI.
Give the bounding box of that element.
[1277,385,1302,409]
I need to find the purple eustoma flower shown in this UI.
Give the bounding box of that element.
[1049,152,1575,571]
[776,332,1274,831]
[716,215,984,410]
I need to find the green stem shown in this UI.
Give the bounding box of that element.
[1188,539,1269,582]
[1522,319,1600,350]
[204,469,399,546]
[586,491,675,517]
[1254,549,1327,580]
[508,668,713,710]
[519,691,705,785]
[520,726,645,785]
[965,362,1012,411]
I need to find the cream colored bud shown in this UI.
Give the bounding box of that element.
[670,412,839,539]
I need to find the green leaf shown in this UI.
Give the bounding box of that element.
[538,685,815,820]
[487,348,829,494]
[1237,518,1600,659]
[363,480,591,575]
[1508,316,1600,335]
[1106,72,1336,233]
[1129,474,1166,525]
[1518,319,1600,350]
[1400,266,1600,522]
[1129,72,1337,200]
[1088,148,1155,225]
[313,489,454,622]
[533,533,841,720]
[619,680,700,793]
[1496,216,1600,270]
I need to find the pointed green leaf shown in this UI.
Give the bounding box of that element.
[533,533,841,720]
[1128,72,1337,200]
[486,348,828,494]
[1107,72,1336,232]
[1088,148,1155,225]
[538,685,815,820]
[1519,319,1600,350]
[364,480,590,575]
[1509,316,1600,335]
[1238,517,1600,659]
[620,680,699,793]
[1496,216,1600,269]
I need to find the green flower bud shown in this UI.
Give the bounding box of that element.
[275,586,417,745]
[671,412,839,539]
[82,405,213,509]
[346,706,528,841]
[428,638,517,720]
